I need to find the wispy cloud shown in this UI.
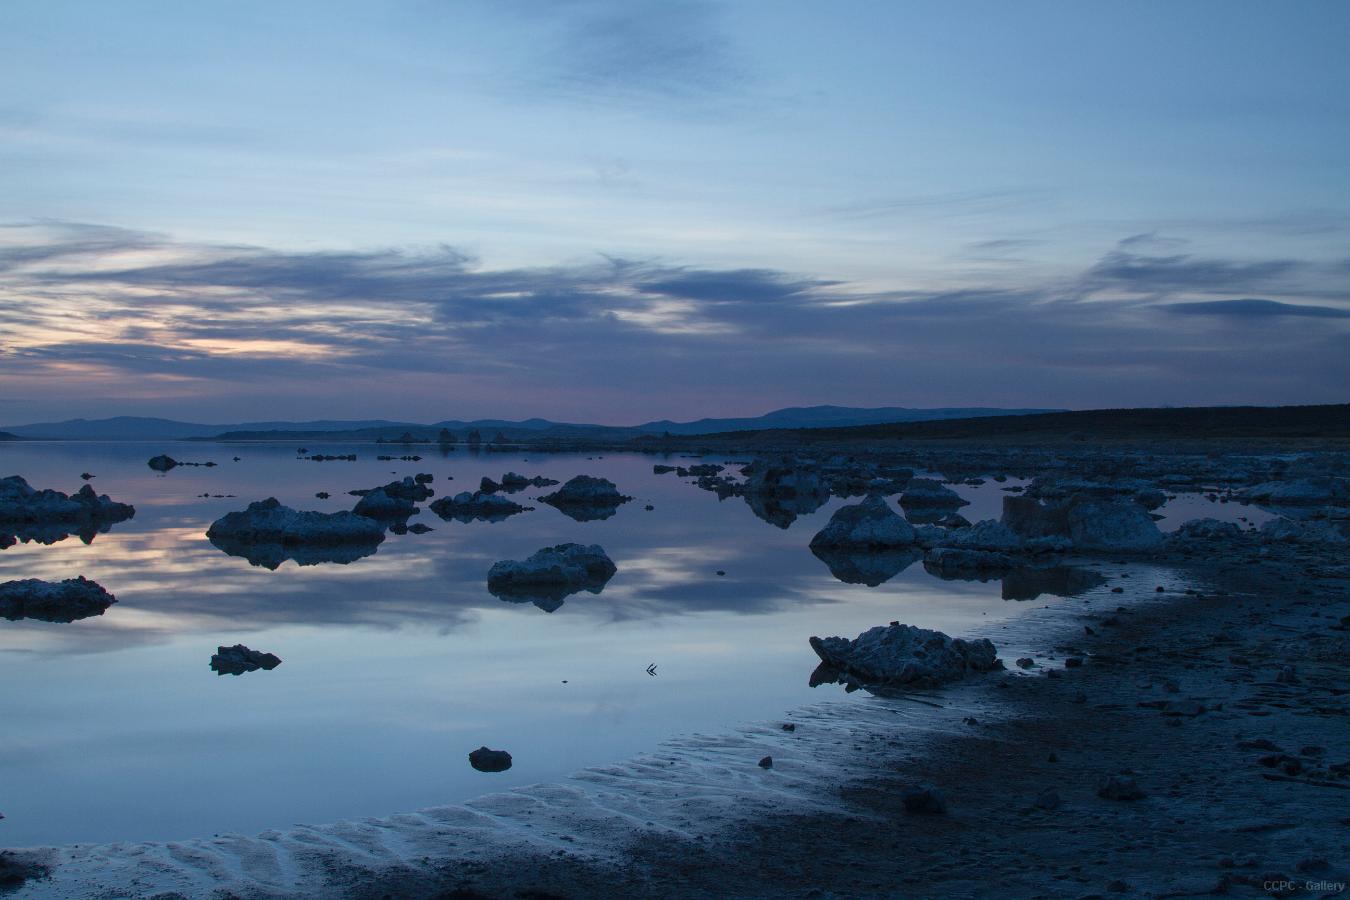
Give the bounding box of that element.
[1159,298,1350,319]
[1,221,1347,422]
[507,0,747,107]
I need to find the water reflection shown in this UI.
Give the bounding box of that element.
[205,534,385,570]
[810,547,922,586]
[0,443,1155,847]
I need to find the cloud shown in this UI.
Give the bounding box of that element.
[1,221,1347,423]
[1081,247,1301,296]
[510,0,747,106]
[1159,298,1350,319]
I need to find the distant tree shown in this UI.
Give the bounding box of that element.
[466,428,482,445]
[491,431,509,444]
[438,428,456,444]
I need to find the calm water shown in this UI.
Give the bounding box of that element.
[0,443,1237,846]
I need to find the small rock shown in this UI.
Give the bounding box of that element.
[1097,774,1146,801]
[758,756,773,769]
[901,785,946,814]
[468,746,513,772]
[1034,788,1062,810]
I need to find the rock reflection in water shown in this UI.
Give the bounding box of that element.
[1000,565,1107,601]
[810,547,922,586]
[206,535,384,570]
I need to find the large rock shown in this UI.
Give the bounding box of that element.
[1238,478,1350,507]
[208,498,387,545]
[350,476,434,502]
[936,519,1023,551]
[0,576,116,622]
[923,547,1015,578]
[540,475,631,506]
[809,495,916,548]
[809,622,1001,690]
[539,476,632,521]
[1259,517,1348,545]
[1065,498,1164,552]
[429,491,528,522]
[351,488,417,520]
[1001,495,1070,540]
[487,543,617,605]
[0,476,135,525]
[206,499,386,569]
[147,454,177,471]
[742,461,828,499]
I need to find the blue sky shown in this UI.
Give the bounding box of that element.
[2,0,1347,424]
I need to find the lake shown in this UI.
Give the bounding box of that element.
[0,442,1246,847]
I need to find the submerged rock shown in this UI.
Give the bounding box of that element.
[468,746,513,772]
[429,491,529,522]
[808,622,1001,690]
[0,576,116,623]
[210,644,282,676]
[487,543,617,606]
[809,495,916,548]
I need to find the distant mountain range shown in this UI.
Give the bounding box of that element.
[0,406,1062,441]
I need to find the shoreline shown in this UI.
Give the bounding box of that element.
[10,545,1346,898]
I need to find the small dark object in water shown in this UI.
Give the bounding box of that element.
[781,723,796,732]
[211,644,282,676]
[1064,656,1084,668]
[1097,774,1146,801]
[316,492,330,499]
[147,454,177,471]
[901,785,947,814]
[716,570,726,576]
[644,504,654,511]
[1111,586,1124,593]
[758,756,773,769]
[80,472,94,480]
[469,746,512,772]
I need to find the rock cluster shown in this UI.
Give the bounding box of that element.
[429,491,529,522]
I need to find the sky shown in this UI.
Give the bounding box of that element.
[1,0,1348,425]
